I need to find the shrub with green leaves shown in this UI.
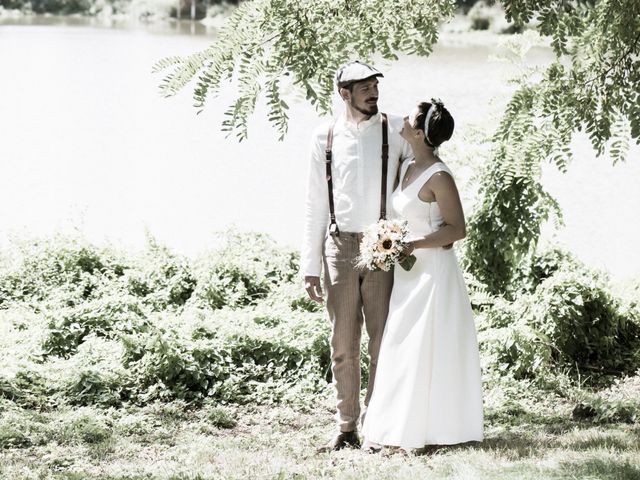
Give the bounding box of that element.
[0,369,51,410]
[519,248,587,292]
[52,407,113,444]
[192,232,299,310]
[0,232,332,408]
[120,307,330,405]
[0,236,126,309]
[533,270,639,378]
[479,255,640,383]
[58,336,133,407]
[0,408,50,449]
[124,238,196,310]
[205,405,237,429]
[573,372,640,424]
[43,294,149,358]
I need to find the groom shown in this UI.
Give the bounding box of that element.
[302,61,411,452]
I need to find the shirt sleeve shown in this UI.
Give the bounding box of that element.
[300,125,329,278]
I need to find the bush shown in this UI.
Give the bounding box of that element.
[479,256,640,383]
[205,405,237,429]
[0,409,50,449]
[573,372,640,424]
[0,232,334,408]
[0,236,126,309]
[124,238,196,310]
[120,308,330,405]
[27,0,92,14]
[192,231,299,310]
[532,270,639,378]
[0,369,50,410]
[478,296,553,380]
[43,294,148,358]
[59,336,133,407]
[468,0,492,30]
[53,407,112,444]
[520,248,586,292]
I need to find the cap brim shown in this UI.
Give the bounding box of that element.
[337,73,383,88]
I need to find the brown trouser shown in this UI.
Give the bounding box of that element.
[322,231,394,432]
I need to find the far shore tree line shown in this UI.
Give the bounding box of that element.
[0,0,239,18]
[0,0,491,21]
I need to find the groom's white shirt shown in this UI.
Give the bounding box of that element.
[302,112,411,277]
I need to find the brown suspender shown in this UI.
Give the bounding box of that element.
[325,126,339,236]
[325,113,389,237]
[380,113,389,221]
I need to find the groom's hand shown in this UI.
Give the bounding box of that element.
[304,276,324,304]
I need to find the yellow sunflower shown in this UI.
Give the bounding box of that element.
[377,235,395,253]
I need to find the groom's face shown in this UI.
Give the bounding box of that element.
[345,78,379,116]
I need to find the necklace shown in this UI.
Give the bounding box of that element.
[402,161,429,190]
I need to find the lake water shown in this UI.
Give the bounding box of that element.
[1,16,638,282]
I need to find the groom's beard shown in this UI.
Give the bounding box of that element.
[351,98,379,116]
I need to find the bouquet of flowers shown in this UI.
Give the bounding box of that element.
[356,219,417,272]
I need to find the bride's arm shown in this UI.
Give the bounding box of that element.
[407,172,466,252]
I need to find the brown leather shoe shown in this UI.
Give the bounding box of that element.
[317,431,360,453]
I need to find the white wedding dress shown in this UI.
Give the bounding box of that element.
[361,160,484,449]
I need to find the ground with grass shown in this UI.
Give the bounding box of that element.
[2,395,640,479]
[1,233,639,479]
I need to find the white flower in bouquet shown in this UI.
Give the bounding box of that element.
[356,219,416,272]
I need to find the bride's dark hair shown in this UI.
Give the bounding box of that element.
[413,99,454,148]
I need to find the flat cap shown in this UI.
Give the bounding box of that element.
[335,60,383,88]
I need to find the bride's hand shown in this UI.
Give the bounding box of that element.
[401,242,416,258]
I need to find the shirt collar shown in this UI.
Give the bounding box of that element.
[337,112,381,133]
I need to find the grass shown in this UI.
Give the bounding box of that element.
[1,233,638,479]
[1,391,639,480]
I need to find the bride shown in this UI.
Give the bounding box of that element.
[361,99,484,452]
